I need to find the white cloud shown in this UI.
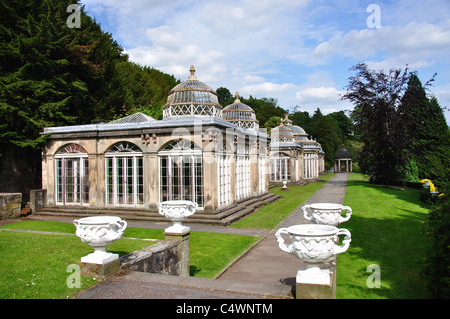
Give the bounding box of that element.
[296,87,343,104]
[240,82,299,96]
[310,21,450,69]
[81,0,450,121]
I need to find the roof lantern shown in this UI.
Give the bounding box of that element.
[222,92,259,130]
[163,65,222,119]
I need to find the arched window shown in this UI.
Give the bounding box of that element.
[105,142,143,207]
[55,144,89,205]
[159,140,204,207]
[270,153,291,182]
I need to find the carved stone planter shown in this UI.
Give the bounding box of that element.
[302,203,352,226]
[74,216,127,264]
[275,224,351,284]
[157,200,198,233]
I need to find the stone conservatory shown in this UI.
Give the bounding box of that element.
[40,66,324,224]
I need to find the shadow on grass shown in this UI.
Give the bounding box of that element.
[346,178,430,210]
[338,177,431,299]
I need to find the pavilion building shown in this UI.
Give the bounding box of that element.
[269,115,325,184]
[40,66,276,225]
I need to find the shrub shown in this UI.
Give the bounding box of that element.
[422,192,450,298]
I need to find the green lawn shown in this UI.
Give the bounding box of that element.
[0,220,259,298]
[336,173,431,299]
[231,173,336,229]
[0,173,432,299]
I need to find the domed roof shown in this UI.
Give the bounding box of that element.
[222,92,259,130]
[163,65,222,118]
[287,124,306,135]
[281,114,309,143]
[335,148,352,159]
[271,122,294,142]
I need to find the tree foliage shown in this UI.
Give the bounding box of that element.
[342,63,414,186]
[0,0,178,195]
[400,75,450,189]
[342,63,449,189]
[0,0,177,151]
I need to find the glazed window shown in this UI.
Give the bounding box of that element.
[105,142,143,207]
[55,144,89,205]
[270,153,291,182]
[159,140,204,207]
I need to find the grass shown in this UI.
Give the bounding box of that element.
[0,220,259,298]
[1,172,431,298]
[336,173,431,299]
[231,173,336,229]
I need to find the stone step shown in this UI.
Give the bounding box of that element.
[36,193,281,226]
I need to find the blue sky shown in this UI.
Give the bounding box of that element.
[80,0,450,123]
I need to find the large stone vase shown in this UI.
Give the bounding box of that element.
[74,216,127,264]
[157,200,198,233]
[275,224,351,284]
[302,203,352,226]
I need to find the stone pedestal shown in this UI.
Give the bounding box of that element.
[296,259,336,299]
[164,230,191,277]
[81,257,121,278]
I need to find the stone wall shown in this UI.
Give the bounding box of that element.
[0,193,22,220]
[120,231,190,277]
[30,189,46,213]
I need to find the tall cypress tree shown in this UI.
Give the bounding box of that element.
[400,75,450,189]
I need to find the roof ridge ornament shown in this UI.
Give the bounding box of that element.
[234,91,241,103]
[189,65,197,80]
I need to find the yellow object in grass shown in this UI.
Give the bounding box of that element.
[420,179,436,192]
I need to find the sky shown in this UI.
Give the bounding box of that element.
[80,0,450,123]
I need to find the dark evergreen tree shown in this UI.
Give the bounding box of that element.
[0,0,181,198]
[313,115,342,169]
[400,75,450,189]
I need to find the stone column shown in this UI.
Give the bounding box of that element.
[164,229,191,277]
[202,151,217,213]
[146,154,159,210]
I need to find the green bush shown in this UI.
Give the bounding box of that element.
[422,192,450,298]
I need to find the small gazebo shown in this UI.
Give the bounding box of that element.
[334,148,352,172]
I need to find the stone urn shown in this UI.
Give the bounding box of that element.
[275,224,351,284]
[157,200,198,233]
[74,216,127,264]
[302,203,352,226]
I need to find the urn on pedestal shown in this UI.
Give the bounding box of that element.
[74,216,127,264]
[302,203,352,226]
[157,200,198,233]
[275,224,351,285]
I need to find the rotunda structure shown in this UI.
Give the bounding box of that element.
[334,148,352,172]
[222,92,259,130]
[163,65,223,118]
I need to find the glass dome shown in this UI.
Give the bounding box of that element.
[163,65,222,118]
[271,123,294,143]
[222,92,259,130]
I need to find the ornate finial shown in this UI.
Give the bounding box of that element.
[234,91,241,103]
[189,65,196,80]
[283,113,293,125]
